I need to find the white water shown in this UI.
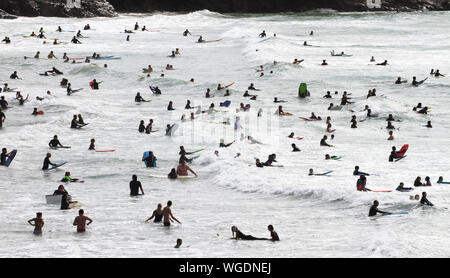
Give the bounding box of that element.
[1,10,450,257]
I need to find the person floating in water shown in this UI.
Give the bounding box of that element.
[291,143,300,152]
[412,76,426,86]
[353,166,369,176]
[376,60,388,66]
[259,30,266,38]
[395,77,407,84]
[368,200,390,216]
[183,29,191,36]
[174,238,183,248]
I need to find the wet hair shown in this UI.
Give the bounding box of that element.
[167,200,172,206]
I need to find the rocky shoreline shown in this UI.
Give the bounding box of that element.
[0,0,449,19]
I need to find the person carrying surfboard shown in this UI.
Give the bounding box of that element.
[0,148,11,166]
[369,200,390,216]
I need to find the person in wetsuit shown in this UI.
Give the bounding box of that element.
[420,192,433,206]
[356,175,371,191]
[396,182,413,192]
[129,175,144,196]
[0,148,11,166]
[414,176,425,187]
[353,166,369,176]
[268,225,279,241]
[255,158,264,168]
[145,203,164,223]
[412,76,426,86]
[135,92,146,102]
[168,168,178,179]
[60,193,71,210]
[185,100,192,109]
[389,146,403,162]
[376,60,388,66]
[53,185,69,196]
[259,30,266,38]
[42,153,56,170]
[89,138,95,150]
[138,120,145,133]
[183,29,191,36]
[231,226,267,240]
[368,200,390,216]
[143,151,157,167]
[71,115,81,128]
[48,135,63,148]
[320,135,333,147]
[291,143,300,152]
[395,77,407,84]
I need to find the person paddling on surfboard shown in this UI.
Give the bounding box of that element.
[369,200,390,216]
[61,171,80,183]
[198,36,204,43]
[42,153,57,170]
[376,60,388,66]
[353,166,369,176]
[396,182,413,192]
[412,76,426,86]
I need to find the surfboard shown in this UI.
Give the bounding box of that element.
[331,156,343,160]
[142,151,157,167]
[166,123,179,136]
[298,83,307,97]
[315,170,333,176]
[5,149,17,167]
[299,117,321,121]
[296,137,304,140]
[78,123,89,128]
[48,161,67,170]
[69,202,83,209]
[50,146,71,149]
[225,82,234,88]
[197,39,222,43]
[188,149,205,154]
[95,150,115,152]
[382,212,408,215]
[148,175,196,179]
[372,190,392,192]
[394,155,407,162]
[329,106,343,111]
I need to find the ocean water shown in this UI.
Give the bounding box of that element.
[1,10,450,258]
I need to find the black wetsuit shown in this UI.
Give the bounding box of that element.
[168,171,178,179]
[129,180,142,196]
[235,230,266,240]
[89,143,95,150]
[49,139,62,148]
[420,196,433,206]
[42,157,54,170]
[396,186,412,192]
[53,189,68,196]
[138,123,145,133]
[292,146,300,152]
[0,152,8,165]
[256,162,264,168]
[135,95,144,102]
[0,99,8,109]
[270,231,280,241]
[389,151,398,162]
[369,205,386,216]
[179,154,193,164]
[71,119,79,129]
[320,138,331,147]
[353,170,369,176]
[60,197,70,210]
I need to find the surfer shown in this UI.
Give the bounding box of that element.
[176,160,197,177]
[412,76,426,86]
[28,212,44,236]
[183,29,191,36]
[386,121,395,130]
[273,97,286,103]
[268,225,279,241]
[357,175,371,192]
[145,204,164,223]
[145,119,154,134]
[248,83,257,90]
[10,71,19,79]
[185,100,192,109]
[61,171,80,183]
[168,50,176,58]
[369,200,390,216]
[143,151,157,168]
[130,175,144,196]
[259,30,266,38]
[90,79,99,90]
[417,107,428,114]
[321,60,328,66]
[67,83,73,95]
[291,143,300,152]
[163,200,181,226]
[42,153,56,170]
[175,239,183,248]
[425,121,432,128]
[231,226,266,240]
[420,192,433,206]
[167,101,175,110]
[135,92,146,102]
[0,148,11,166]
[0,108,5,128]
[48,135,64,148]
[414,176,426,187]
[320,135,333,147]
[168,168,178,179]
[73,209,93,233]
[198,36,204,43]
[396,182,413,192]
[353,166,369,176]
[89,138,95,150]
[71,115,82,129]
[53,185,69,196]
[293,58,304,64]
[255,158,264,168]
[138,120,145,133]
[323,91,332,98]
[395,77,407,84]
[0,97,9,109]
[220,139,234,148]
[263,154,277,166]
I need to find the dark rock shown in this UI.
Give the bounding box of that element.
[106,0,450,12]
[0,0,117,17]
[0,9,18,19]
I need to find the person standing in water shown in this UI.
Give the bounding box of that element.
[162,200,181,227]
[73,209,93,233]
[368,200,390,216]
[28,212,44,236]
[145,203,163,223]
[176,160,197,177]
[129,175,144,196]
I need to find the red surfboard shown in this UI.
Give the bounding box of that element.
[397,144,409,157]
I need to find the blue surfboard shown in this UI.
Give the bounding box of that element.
[5,149,17,167]
[48,161,67,170]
